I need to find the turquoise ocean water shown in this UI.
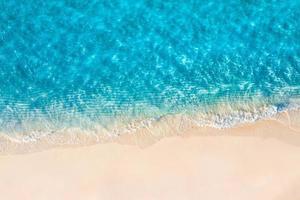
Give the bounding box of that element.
[0,0,300,141]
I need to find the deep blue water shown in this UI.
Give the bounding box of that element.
[0,0,300,135]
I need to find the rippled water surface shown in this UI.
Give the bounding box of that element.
[0,0,300,136]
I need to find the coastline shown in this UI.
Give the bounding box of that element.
[1,108,300,154]
[0,110,300,199]
[1,0,299,199]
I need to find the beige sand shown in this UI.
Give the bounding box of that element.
[0,111,300,200]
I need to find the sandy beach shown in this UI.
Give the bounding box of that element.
[1,0,299,199]
[0,110,300,200]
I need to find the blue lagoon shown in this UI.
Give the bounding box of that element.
[0,0,299,150]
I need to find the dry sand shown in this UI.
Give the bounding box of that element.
[0,110,300,200]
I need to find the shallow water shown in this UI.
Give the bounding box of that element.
[0,0,300,138]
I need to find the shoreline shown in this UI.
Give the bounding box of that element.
[1,108,300,155]
[0,112,300,199]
